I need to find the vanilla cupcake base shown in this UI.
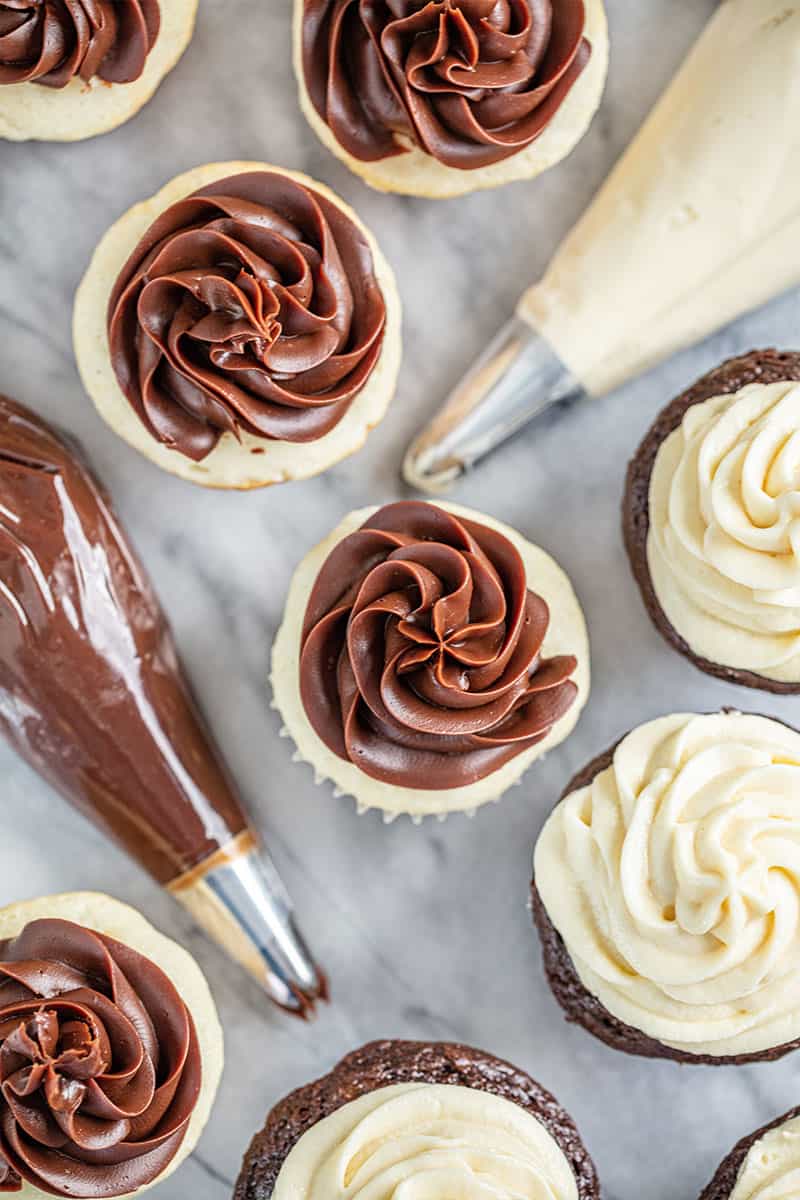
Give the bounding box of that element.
[292,0,608,199]
[271,503,590,819]
[0,891,224,1200]
[0,0,197,143]
[73,161,402,489]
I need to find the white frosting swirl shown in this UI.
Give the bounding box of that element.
[534,712,800,1057]
[271,1083,579,1200]
[647,380,800,682]
[730,1114,800,1200]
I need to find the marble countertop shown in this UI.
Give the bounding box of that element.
[2,3,800,1198]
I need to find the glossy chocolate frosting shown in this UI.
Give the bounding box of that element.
[107,171,387,463]
[0,918,201,1196]
[302,0,591,169]
[300,501,578,788]
[0,394,248,885]
[0,0,160,88]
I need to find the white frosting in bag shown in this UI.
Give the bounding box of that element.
[535,712,800,1056]
[520,0,800,396]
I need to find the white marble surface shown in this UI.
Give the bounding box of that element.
[2,3,800,1198]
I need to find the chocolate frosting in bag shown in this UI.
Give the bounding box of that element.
[0,394,248,885]
[107,171,387,462]
[302,0,591,169]
[0,0,160,88]
[300,501,578,788]
[0,918,201,1196]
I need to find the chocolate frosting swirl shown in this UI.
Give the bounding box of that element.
[300,502,578,788]
[0,918,201,1197]
[302,0,591,169]
[0,0,160,88]
[107,171,387,462]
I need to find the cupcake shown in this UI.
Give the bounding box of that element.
[0,891,223,1197]
[74,162,401,488]
[0,1,196,142]
[624,350,800,692]
[234,1039,599,1200]
[294,0,609,198]
[699,1107,800,1200]
[272,500,590,820]
[533,710,800,1064]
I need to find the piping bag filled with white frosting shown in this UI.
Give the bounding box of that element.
[405,0,800,491]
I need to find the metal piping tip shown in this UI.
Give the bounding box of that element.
[403,315,589,493]
[169,832,327,1018]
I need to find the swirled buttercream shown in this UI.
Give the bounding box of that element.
[271,1082,579,1200]
[302,0,591,170]
[0,917,201,1196]
[299,501,578,789]
[729,1114,800,1200]
[107,171,387,462]
[0,0,160,88]
[648,381,800,683]
[535,711,800,1057]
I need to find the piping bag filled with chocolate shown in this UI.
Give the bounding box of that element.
[405,0,800,490]
[0,394,325,1018]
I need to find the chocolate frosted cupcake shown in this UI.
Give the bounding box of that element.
[294,0,609,198]
[74,162,401,488]
[624,350,800,691]
[0,1,196,142]
[235,1039,599,1200]
[272,500,590,819]
[699,1107,800,1200]
[0,891,223,1197]
[533,710,800,1064]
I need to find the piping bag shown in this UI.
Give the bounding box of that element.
[405,0,800,491]
[0,395,326,1018]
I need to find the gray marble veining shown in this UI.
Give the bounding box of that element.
[2,3,800,1198]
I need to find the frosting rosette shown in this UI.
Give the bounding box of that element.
[302,0,591,169]
[270,1083,579,1200]
[535,711,800,1058]
[107,171,387,463]
[0,918,201,1196]
[0,0,161,88]
[648,381,800,684]
[726,1113,800,1200]
[299,501,578,789]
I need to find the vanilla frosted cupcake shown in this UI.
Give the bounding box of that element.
[0,892,223,1197]
[272,500,590,819]
[624,350,800,692]
[0,0,196,142]
[74,162,401,488]
[700,1107,800,1200]
[294,0,609,198]
[234,1040,599,1200]
[533,710,800,1064]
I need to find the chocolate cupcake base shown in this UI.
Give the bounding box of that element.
[698,1106,800,1200]
[234,1039,599,1200]
[531,733,800,1065]
[623,349,800,694]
